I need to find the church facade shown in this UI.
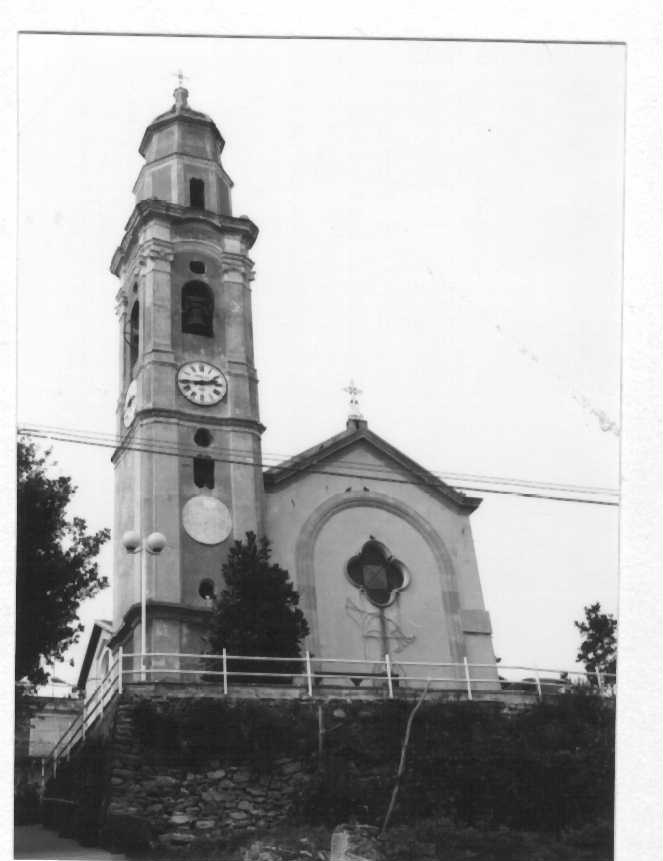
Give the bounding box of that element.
[81,86,498,692]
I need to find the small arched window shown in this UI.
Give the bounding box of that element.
[190,178,205,209]
[129,301,140,367]
[182,281,214,336]
[199,578,216,600]
[194,456,215,489]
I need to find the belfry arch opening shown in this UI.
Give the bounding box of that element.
[181,281,214,336]
[129,301,140,368]
[189,178,205,209]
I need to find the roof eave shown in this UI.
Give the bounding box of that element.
[138,112,225,157]
[263,426,482,513]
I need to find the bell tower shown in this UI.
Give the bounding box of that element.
[110,85,263,660]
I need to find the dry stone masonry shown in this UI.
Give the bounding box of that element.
[108,700,308,848]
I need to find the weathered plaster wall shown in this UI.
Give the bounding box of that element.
[265,441,497,684]
[112,216,264,657]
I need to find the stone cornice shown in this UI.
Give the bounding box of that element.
[114,288,128,318]
[221,253,255,280]
[264,425,482,513]
[108,601,214,651]
[139,238,175,266]
[111,201,259,276]
[139,110,225,158]
[111,411,266,464]
[131,151,234,196]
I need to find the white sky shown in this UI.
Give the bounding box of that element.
[17,35,624,682]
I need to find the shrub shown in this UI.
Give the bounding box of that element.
[208,532,309,683]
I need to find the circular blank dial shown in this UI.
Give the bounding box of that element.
[177,362,227,406]
[182,496,232,545]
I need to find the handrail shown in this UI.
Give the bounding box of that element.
[44,654,121,784]
[118,652,616,678]
[44,649,615,782]
[117,652,616,699]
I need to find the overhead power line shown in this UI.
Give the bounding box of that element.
[18,422,618,496]
[18,424,620,507]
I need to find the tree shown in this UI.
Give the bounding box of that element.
[574,602,617,684]
[208,531,309,682]
[16,440,110,686]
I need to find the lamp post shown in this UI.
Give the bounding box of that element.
[121,530,167,680]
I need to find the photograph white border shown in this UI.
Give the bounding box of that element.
[1,4,659,860]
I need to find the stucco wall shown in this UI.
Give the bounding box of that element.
[112,218,264,647]
[265,440,497,683]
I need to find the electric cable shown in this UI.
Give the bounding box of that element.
[18,424,620,507]
[17,422,618,496]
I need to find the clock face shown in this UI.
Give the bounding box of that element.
[177,362,227,406]
[123,380,137,428]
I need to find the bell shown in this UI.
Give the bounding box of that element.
[183,296,212,335]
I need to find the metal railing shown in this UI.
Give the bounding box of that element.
[119,650,616,700]
[44,649,615,780]
[44,651,122,783]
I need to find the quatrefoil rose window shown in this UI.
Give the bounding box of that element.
[346,540,410,607]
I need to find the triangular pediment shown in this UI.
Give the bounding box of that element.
[263,421,481,512]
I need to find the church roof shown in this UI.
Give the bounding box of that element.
[76,619,113,691]
[138,86,225,157]
[263,419,482,512]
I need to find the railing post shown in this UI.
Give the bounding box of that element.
[534,667,542,700]
[305,651,313,697]
[222,648,228,695]
[463,657,473,701]
[596,670,603,692]
[118,646,123,694]
[385,653,394,699]
[82,703,86,740]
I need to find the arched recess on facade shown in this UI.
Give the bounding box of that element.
[294,491,465,663]
[129,300,140,369]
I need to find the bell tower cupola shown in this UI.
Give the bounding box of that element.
[110,86,264,664]
[133,85,233,216]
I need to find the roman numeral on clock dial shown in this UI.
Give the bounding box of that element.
[177,362,228,406]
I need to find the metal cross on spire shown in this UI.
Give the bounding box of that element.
[343,379,364,420]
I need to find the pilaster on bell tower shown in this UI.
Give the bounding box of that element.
[110,84,264,659]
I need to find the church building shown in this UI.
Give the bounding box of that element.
[80,85,498,693]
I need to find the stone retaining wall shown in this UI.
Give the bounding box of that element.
[106,698,309,848]
[43,685,614,851]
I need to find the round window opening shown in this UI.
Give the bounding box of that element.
[346,540,409,607]
[194,428,213,447]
